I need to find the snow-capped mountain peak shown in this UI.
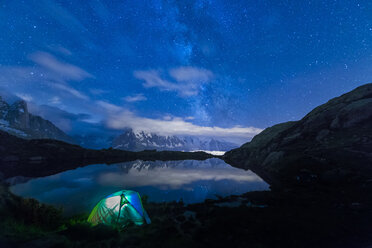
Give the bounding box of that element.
[112,128,238,152]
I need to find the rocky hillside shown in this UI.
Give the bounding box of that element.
[113,128,238,152]
[224,83,372,189]
[0,97,74,143]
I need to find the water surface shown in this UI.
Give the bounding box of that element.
[10,158,269,215]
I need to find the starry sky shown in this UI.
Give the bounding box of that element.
[1,0,372,142]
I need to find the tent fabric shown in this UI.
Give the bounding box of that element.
[88,190,151,227]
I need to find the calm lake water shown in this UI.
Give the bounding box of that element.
[10,158,269,215]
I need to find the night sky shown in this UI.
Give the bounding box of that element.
[1,1,372,142]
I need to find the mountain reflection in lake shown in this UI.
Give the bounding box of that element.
[10,158,269,215]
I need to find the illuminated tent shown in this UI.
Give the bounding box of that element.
[88,190,151,227]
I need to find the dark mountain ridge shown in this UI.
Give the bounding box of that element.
[0,130,213,179]
[224,83,372,189]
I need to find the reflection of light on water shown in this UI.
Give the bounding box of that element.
[98,167,262,189]
[10,159,269,214]
[192,150,226,156]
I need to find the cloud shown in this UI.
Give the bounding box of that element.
[134,70,180,92]
[28,103,91,132]
[97,101,262,138]
[49,96,61,105]
[163,115,172,121]
[51,83,89,100]
[89,88,109,95]
[15,93,33,102]
[134,66,214,97]
[96,100,123,113]
[29,51,93,81]
[47,45,73,56]
[169,66,213,83]
[0,51,92,102]
[123,93,147,102]
[40,0,88,35]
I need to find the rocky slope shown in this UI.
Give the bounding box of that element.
[224,83,372,189]
[0,97,74,143]
[113,128,238,152]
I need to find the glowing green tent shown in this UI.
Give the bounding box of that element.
[88,190,151,227]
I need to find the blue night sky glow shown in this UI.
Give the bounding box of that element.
[1,1,372,141]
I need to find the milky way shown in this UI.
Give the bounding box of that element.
[1,1,371,141]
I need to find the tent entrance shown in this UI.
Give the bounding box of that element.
[88,190,151,227]
[117,192,130,223]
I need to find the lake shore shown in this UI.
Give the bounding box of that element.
[1,181,372,248]
[0,130,215,179]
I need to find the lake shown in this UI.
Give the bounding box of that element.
[10,158,269,215]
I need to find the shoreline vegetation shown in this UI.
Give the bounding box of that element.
[1,182,372,248]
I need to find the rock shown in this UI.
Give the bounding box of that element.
[7,100,30,129]
[262,151,284,167]
[224,83,372,189]
[320,168,353,184]
[316,129,330,142]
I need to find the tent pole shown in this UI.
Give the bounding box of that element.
[117,193,125,223]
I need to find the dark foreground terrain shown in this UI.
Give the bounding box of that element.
[1,182,372,248]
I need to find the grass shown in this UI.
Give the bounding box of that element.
[1,182,372,248]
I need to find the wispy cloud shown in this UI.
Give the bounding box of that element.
[47,45,73,56]
[28,103,92,132]
[134,66,214,97]
[48,96,61,105]
[29,51,93,81]
[123,93,147,102]
[51,83,89,100]
[96,100,123,113]
[169,67,213,83]
[41,0,88,35]
[0,51,92,102]
[15,93,33,102]
[97,101,262,138]
[89,88,109,95]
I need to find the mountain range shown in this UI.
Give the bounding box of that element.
[112,128,238,152]
[0,96,239,152]
[0,96,74,143]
